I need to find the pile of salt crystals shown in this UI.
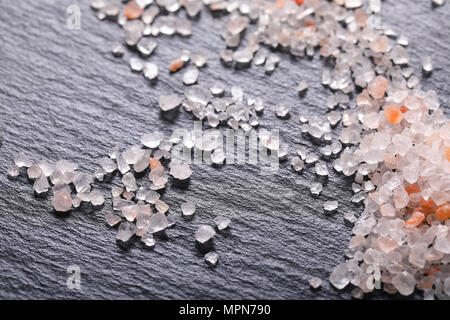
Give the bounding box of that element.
[8,155,105,211]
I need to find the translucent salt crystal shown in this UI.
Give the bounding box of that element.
[141,131,164,148]
[105,214,121,227]
[15,152,32,168]
[155,199,169,213]
[169,163,192,180]
[226,15,249,35]
[117,153,130,174]
[145,190,160,203]
[72,195,81,208]
[52,191,73,212]
[192,53,207,68]
[27,165,42,179]
[94,167,106,181]
[116,221,136,242]
[111,186,123,197]
[136,211,151,236]
[233,47,253,64]
[214,216,230,230]
[185,0,202,17]
[329,263,350,290]
[148,212,168,233]
[309,277,322,289]
[391,45,409,65]
[220,49,233,64]
[182,66,199,85]
[38,160,54,177]
[331,141,342,155]
[291,157,304,172]
[351,288,364,299]
[210,83,224,97]
[204,252,219,266]
[122,172,137,192]
[137,38,157,57]
[109,146,119,160]
[195,225,216,243]
[111,42,124,57]
[432,0,446,6]
[351,192,366,204]
[143,62,158,81]
[149,167,168,187]
[123,191,134,201]
[159,94,183,111]
[421,56,433,73]
[345,0,363,8]
[89,190,105,206]
[253,49,267,65]
[276,103,290,118]
[392,271,416,296]
[324,200,339,212]
[134,153,150,172]
[129,58,144,72]
[315,162,329,176]
[73,172,93,193]
[310,182,323,196]
[327,111,341,127]
[305,153,318,165]
[211,149,225,164]
[181,200,196,217]
[297,81,308,94]
[142,234,156,248]
[33,175,49,194]
[121,205,139,222]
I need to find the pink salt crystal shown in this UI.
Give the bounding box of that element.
[52,191,73,212]
[106,214,121,227]
[379,203,396,217]
[370,35,389,53]
[377,236,398,253]
[367,76,388,100]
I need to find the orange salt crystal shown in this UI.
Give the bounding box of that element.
[405,210,425,227]
[149,158,163,170]
[367,76,388,99]
[124,1,143,20]
[400,105,408,113]
[427,265,440,276]
[446,147,450,161]
[384,105,403,124]
[305,20,315,27]
[435,203,450,221]
[169,59,184,72]
[294,0,304,5]
[274,0,286,8]
[405,183,420,195]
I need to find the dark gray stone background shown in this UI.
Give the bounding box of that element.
[0,0,448,300]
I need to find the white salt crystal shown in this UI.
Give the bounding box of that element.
[309,277,322,289]
[195,225,216,243]
[116,221,136,242]
[27,165,42,179]
[148,212,168,233]
[329,263,350,290]
[214,216,230,230]
[142,234,156,248]
[324,200,338,212]
[7,164,20,177]
[182,66,199,85]
[122,172,137,192]
[392,271,416,296]
[204,252,219,266]
[33,175,49,193]
[181,200,196,216]
[159,94,183,111]
[169,163,192,180]
[291,157,304,172]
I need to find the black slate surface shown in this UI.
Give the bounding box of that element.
[0,0,448,300]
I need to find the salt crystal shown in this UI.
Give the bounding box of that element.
[315,162,329,176]
[181,200,196,217]
[422,56,433,74]
[182,66,199,85]
[141,234,156,247]
[211,149,225,164]
[324,200,339,212]
[276,104,290,118]
[143,62,158,81]
[38,160,54,177]
[105,214,121,227]
[129,57,144,72]
[141,131,164,148]
[155,199,169,213]
[309,277,322,289]
[117,153,131,174]
[72,172,93,193]
[233,47,253,65]
[392,271,416,296]
[391,45,409,65]
[214,216,230,230]
[159,94,183,111]
[220,49,233,64]
[112,186,123,197]
[122,172,137,192]
[329,263,350,290]
[89,190,105,206]
[291,157,304,172]
[148,212,168,233]
[94,167,106,181]
[145,190,160,203]
[310,182,323,196]
[297,81,308,94]
[226,15,249,35]
[52,191,73,212]
[432,0,446,6]
[195,225,216,243]
[15,152,33,168]
[137,38,157,57]
[33,175,49,193]
[192,53,207,68]
[170,163,192,180]
[116,221,136,242]
[27,165,42,179]
[253,49,267,65]
[204,252,219,266]
[210,83,225,96]
[111,42,124,57]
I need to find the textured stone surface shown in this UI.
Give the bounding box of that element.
[0,0,448,299]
